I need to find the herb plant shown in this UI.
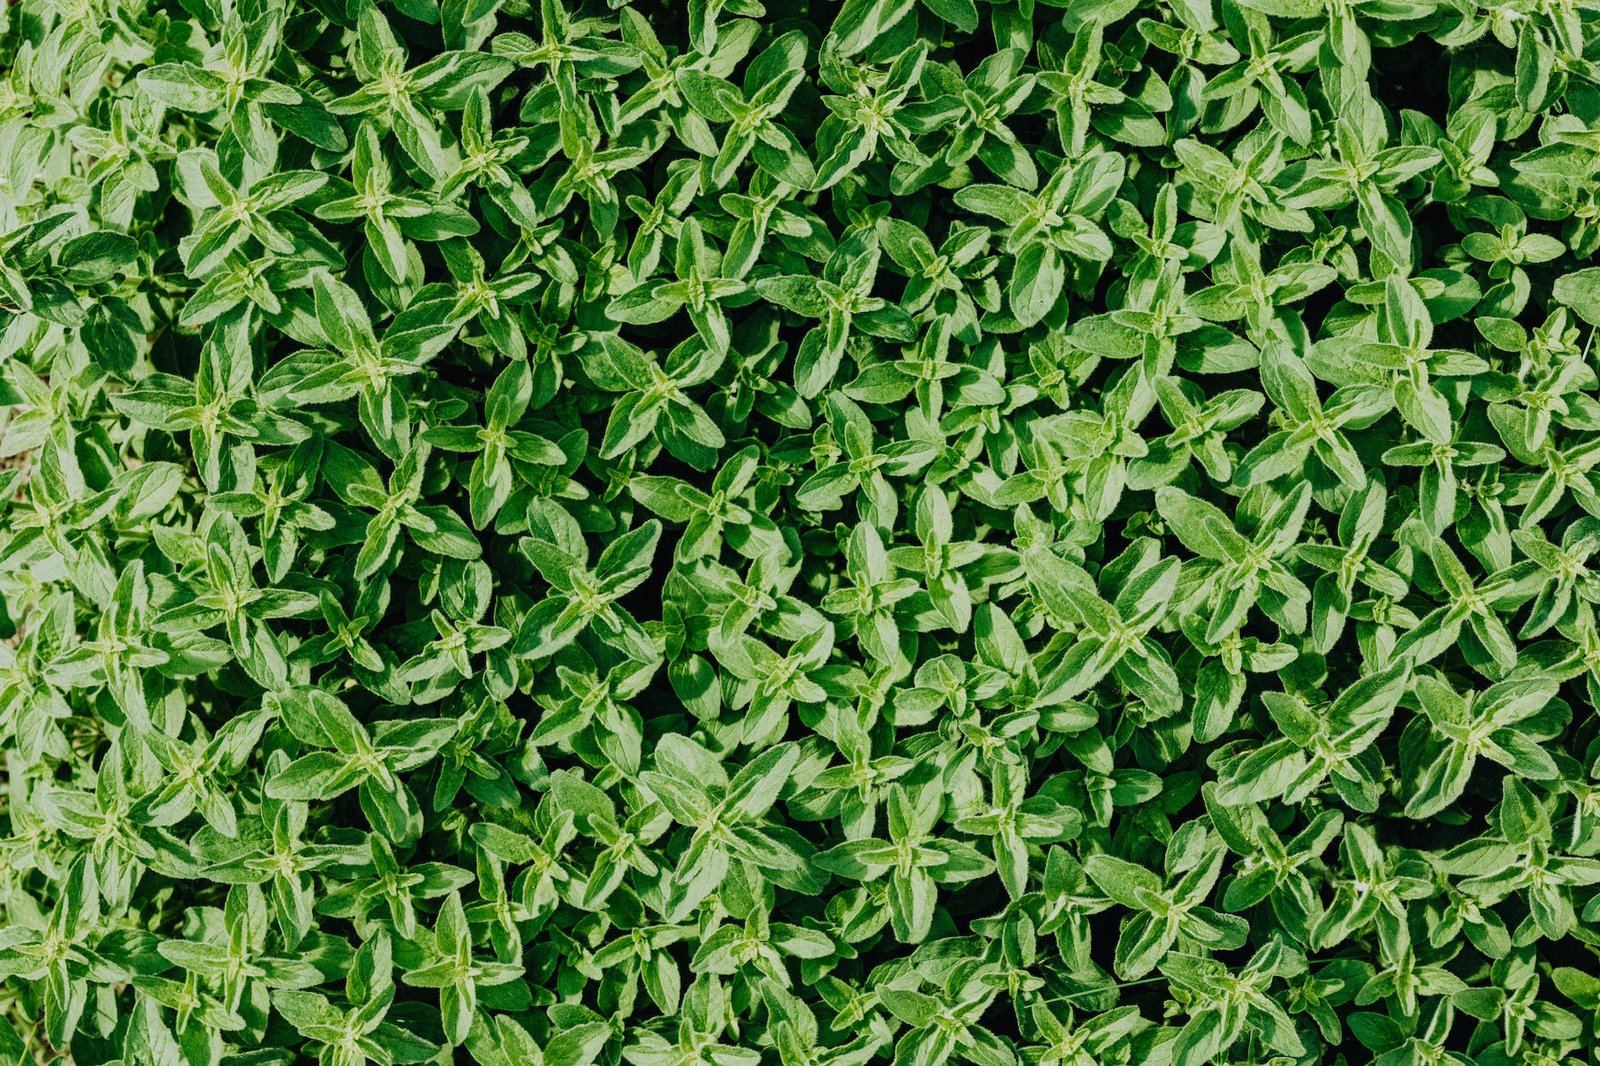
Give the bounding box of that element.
[3,0,1600,1063]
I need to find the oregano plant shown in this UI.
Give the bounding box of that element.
[2,0,1600,1063]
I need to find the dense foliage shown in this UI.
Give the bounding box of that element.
[4,0,1600,1061]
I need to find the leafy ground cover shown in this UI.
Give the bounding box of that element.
[3,0,1600,1062]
